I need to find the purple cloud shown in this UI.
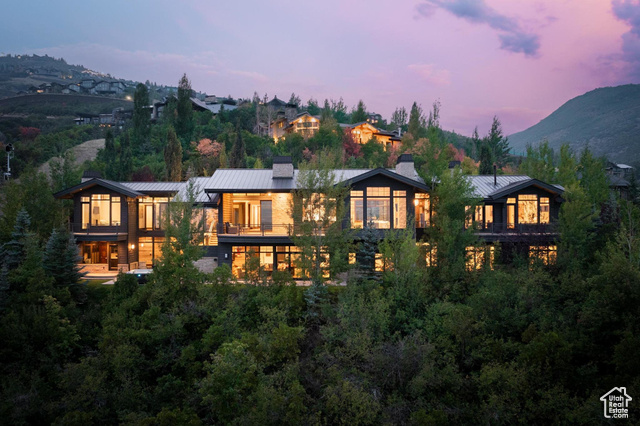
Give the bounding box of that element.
[418,0,541,56]
[612,0,640,78]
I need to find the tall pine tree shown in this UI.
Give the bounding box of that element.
[132,83,151,153]
[230,128,245,168]
[176,73,194,142]
[164,126,183,181]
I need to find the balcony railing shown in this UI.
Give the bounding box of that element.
[474,222,557,234]
[69,222,126,234]
[218,223,294,237]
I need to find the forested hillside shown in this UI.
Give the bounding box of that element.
[509,84,640,166]
[0,150,639,423]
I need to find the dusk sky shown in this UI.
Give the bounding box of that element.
[3,0,640,135]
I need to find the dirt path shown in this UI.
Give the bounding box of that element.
[39,138,105,177]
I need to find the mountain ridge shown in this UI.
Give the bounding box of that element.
[508,84,640,166]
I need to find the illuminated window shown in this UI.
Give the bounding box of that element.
[518,195,538,224]
[82,194,121,227]
[375,253,384,272]
[507,198,516,229]
[367,187,390,229]
[540,197,550,224]
[415,193,430,228]
[351,190,364,228]
[138,236,164,267]
[529,245,557,265]
[466,246,495,271]
[349,253,356,265]
[139,197,169,230]
[419,242,437,267]
[393,190,406,229]
[485,205,493,229]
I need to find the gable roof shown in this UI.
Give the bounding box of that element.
[54,178,144,199]
[467,175,564,199]
[205,168,428,193]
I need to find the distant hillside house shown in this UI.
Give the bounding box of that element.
[284,112,320,140]
[342,122,402,150]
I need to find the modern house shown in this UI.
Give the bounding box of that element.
[55,155,564,278]
[465,174,564,265]
[54,175,217,274]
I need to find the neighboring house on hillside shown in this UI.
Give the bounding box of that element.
[606,162,635,199]
[341,122,402,150]
[55,156,564,278]
[283,112,320,139]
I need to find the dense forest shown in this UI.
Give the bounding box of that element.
[0,75,639,424]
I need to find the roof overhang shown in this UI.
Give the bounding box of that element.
[340,168,430,192]
[488,178,564,200]
[54,178,143,199]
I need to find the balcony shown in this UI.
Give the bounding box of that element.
[475,222,558,235]
[218,223,294,237]
[69,223,128,240]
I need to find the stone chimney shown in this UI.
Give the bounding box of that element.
[82,170,102,183]
[272,156,294,179]
[395,154,417,179]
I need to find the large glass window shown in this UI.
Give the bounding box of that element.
[518,194,538,224]
[415,193,430,228]
[232,246,276,279]
[367,187,390,229]
[138,237,164,267]
[82,194,121,227]
[139,197,169,230]
[91,194,110,226]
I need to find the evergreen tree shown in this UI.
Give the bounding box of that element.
[0,209,31,305]
[471,126,481,160]
[164,126,183,181]
[485,116,510,168]
[176,73,194,141]
[407,102,425,139]
[478,143,493,175]
[119,133,133,181]
[103,130,118,180]
[351,100,368,123]
[230,128,245,168]
[43,228,84,290]
[357,224,380,283]
[132,83,151,153]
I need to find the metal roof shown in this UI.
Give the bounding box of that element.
[205,168,424,192]
[466,175,532,198]
[175,177,219,203]
[121,182,185,193]
[466,175,564,199]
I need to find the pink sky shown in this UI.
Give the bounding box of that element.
[3,0,639,135]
